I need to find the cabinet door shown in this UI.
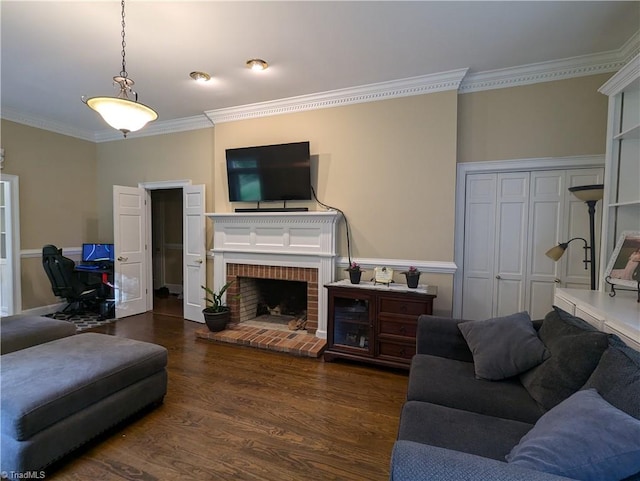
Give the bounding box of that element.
[328,291,373,355]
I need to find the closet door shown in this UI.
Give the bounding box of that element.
[493,173,530,317]
[526,171,565,319]
[462,174,497,320]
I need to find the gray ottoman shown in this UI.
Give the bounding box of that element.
[0,333,167,476]
[0,315,76,354]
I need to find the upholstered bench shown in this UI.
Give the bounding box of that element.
[0,315,77,354]
[0,333,167,476]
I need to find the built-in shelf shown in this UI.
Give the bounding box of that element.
[608,200,640,207]
[614,124,640,140]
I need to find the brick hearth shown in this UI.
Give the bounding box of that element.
[195,325,326,358]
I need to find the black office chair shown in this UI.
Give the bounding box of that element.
[42,244,101,316]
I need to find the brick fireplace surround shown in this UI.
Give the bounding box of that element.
[226,263,319,333]
[204,211,341,342]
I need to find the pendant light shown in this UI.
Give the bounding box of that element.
[82,0,157,137]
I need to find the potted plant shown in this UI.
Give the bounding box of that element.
[346,261,363,284]
[201,281,234,332]
[403,266,421,288]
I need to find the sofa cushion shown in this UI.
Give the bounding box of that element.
[398,400,534,461]
[408,354,545,424]
[458,312,549,381]
[582,336,640,420]
[519,308,609,410]
[506,389,640,481]
[1,333,167,441]
[0,315,76,354]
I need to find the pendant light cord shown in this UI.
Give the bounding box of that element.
[120,0,128,79]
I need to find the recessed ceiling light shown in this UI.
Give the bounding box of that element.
[246,59,268,71]
[190,71,211,83]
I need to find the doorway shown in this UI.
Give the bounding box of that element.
[150,189,183,318]
[0,174,21,316]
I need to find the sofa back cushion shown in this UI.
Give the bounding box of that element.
[582,335,640,420]
[519,307,609,410]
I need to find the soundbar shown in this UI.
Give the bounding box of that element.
[234,207,309,213]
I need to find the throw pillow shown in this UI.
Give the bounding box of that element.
[458,311,549,381]
[582,336,640,420]
[506,389,640,481]
[519,308,609,410]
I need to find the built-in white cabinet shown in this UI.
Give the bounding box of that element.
[554,287,640,351]
[598,53,640,282]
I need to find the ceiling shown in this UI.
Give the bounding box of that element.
[2,1,639,141]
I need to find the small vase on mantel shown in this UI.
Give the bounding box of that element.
[346,261,363,285]
[403,266,421,288]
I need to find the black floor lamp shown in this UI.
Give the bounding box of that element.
[545,184,604,290]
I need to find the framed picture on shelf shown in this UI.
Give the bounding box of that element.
[603,231,640,288]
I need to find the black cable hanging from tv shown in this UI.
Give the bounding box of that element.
[311,185,353,266]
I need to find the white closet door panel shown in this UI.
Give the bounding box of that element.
[464,203,495,275]
[494,173,529,317]
[462,277,493,320]
[495,279,523,317]
[526,171,564,315]
[529,281,556,319]
[462,174,496,319]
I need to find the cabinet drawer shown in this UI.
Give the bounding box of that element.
[378,341,415,361]
[378,318,416,338]
[379,298,429,316]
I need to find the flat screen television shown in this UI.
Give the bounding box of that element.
[82,243,114,263]
[226,141,311,202]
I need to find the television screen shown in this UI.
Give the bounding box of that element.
[226,141,311,202]
[82,243,114,262]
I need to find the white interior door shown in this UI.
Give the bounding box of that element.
[462,174,496,320]
[114,185,147,318]
[183,184,206,322]
[493,173,530,317]
[526,171,565,319]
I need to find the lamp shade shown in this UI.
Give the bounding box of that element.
[85,96,158,135]
[545,244,567,261]
[568,184,604,202]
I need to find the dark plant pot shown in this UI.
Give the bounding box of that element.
[203,308,230,332]
[349,270,362,284]
[405,273,420,288]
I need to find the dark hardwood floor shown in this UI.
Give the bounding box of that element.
[49,312,409,480]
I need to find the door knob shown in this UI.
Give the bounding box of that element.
[196,259,203,264]
[495,275,502,279]
[117,256,128,262]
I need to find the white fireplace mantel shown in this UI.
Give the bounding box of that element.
[205,210,341,338]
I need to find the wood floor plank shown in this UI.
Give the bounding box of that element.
[48,312,409,480]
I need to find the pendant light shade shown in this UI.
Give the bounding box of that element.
[83,1,157,137]
[85,88,158,136]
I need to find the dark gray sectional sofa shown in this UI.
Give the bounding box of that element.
[0,315,168,478]
[390,308,640,481]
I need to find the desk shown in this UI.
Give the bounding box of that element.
[75,265,115,318]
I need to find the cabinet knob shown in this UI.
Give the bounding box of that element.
[399,325,406,333]
[399,348,406,356]
[117,256,128,262]
[495,275,502,280]
[554,278,561,284]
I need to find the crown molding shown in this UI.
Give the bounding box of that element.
[205,68,469,124]
[1,107,96,142]
[93,114,214,143]
[598,52,640,97]
[459,48,628,94]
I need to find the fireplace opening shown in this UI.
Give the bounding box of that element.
[238,277,308,331]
